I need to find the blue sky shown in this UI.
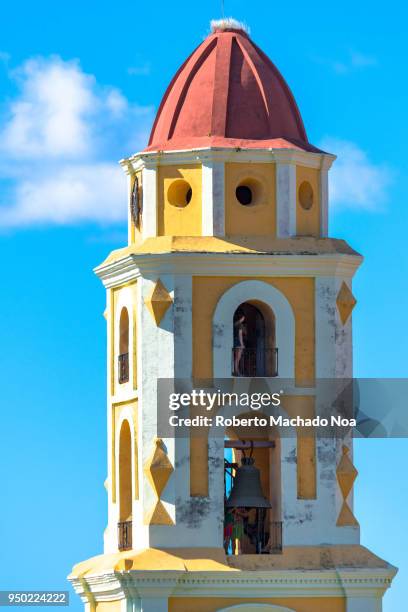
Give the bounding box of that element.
[0,1,407,610]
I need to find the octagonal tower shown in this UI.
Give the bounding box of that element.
[69,19,396,612]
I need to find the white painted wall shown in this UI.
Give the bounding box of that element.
[276,163,296,237]
[141,165,158,238]
[202,160,225,236]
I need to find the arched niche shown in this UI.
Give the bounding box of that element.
[232,301,277,377]
[217,604,296,612]
[118,307,130,383]
[213,280,295,378]
[118,419,132,521]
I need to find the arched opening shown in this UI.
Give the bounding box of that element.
[118,420,132,550]
[118,307,129,384]
[224,418,282,556]
[232,301,277,377]
[217,605,296,612]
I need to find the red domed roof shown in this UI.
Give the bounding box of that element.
[146,22,317,152]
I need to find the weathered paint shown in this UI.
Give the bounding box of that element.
[192,276,314,382]
[276,162,296,237]
[202,160,225,236]
[146,27,309,153]
[283,395,316,500]
[70,20,397,611]
[100,234,360,265]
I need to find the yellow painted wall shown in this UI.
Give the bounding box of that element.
[95,601,122,612]
[158,165,202,236]
[111,282,138,396]
[190,276,315,497]
[119,419,132,520]
[109,287,115,396]
[132,291,137,391]
[192,276,315,383]
[284,395,317,499]
[296,166,320,237]
[225,163,276,236]
[111,400,139,503]
[169,596,345,612]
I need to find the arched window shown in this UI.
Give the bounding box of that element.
[217,605,295,612]
[232,302,277,377]
[224,425,282,556]
[118,420,132,550]
[118,307,129,384]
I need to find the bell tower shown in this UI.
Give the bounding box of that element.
[69,19,397,612]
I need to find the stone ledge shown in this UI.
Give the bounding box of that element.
[69,545,393,580]
[100,236,361,268]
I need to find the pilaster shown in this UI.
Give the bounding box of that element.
[202,160,225,236]
[276,162,296,237]
[142,164,158,238]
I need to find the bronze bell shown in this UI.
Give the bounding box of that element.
[226,456,271,508]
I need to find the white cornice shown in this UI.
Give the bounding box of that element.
[120,159,134,176]
[69,566,396,602]
[119,147,336,173]
[95,256,141,288]
[94,252,362,289]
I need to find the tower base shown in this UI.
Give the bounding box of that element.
[69,545,396,612]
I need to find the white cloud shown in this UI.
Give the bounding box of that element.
[0,163,126,226]
[105,89,128,117]
[321,138,392,211]
[349,50,377,69]
[127,63,151,76]
[313,49,377,75]
[1,57,98,159]
[0,55,153,228]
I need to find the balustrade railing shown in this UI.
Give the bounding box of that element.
[231,347,278,377]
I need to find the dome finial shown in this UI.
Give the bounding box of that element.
[210,17,250,34]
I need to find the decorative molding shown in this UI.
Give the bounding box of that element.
[144,280,173,325]
[144,439,174,497]
[120,147,336,173]
[336,445,359,527]
[336,282,357,325]
[69,566,397,603]
[95,253,362,289]
[143,439,174,525]
[144,500,174,526]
